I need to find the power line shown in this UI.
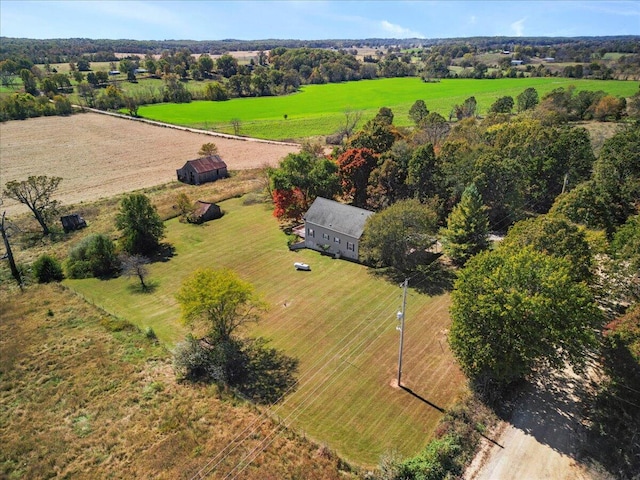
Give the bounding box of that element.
[193,191,546,478]
[225,306,401,479]
[224,278,457,478]
[190,286,402,479]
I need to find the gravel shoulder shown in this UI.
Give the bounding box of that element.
[0,113,299,216]
[465,364,600,480]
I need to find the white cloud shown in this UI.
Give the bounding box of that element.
[469,15,477,25]
[511,18,526,36]
[380,20,425,38]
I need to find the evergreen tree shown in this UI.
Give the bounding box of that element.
[440,183,489,266]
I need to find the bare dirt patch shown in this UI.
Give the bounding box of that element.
[465,364,602,480]
[0,113,298,216]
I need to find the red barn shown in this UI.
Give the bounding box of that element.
[176,155,228,185]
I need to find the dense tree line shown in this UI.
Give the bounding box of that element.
[2,35,638,64]
[1,36,638,122]
[270,99,637,234]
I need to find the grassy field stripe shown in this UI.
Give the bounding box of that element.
[225,299,399,478]
[196,285,401,478]
[358,294,453,440]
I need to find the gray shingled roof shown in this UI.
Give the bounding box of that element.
[304,197,374,239]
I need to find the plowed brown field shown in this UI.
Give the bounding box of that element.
[0,113,299,216]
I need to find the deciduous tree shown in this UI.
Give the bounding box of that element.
[197,54,214,77]
[198,142,218,157]
[115,193,165,255]
[409,99,429,126]
[337,147,378,207]
[0,209,22,287]
[348,119,396,154]
[268,151,340,219]
[406,143,439,201]
[360,198,439,271]
[3,176,62,235]
[120,253,150,290]
[501,214,593,282]
[176,268,265,342]
[66,233,119,278]
[216,54,238,78]
[33,254,64,283]
[489,95,514,114]
[611,214,640,271]
[204,81,228,101]
[449,246,602,385]
[517,87,539,112]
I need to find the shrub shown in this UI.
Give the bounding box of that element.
[32,254,64,283]
[66,233,119,278]
[325,132,345,145]
[144,326,158,341]
[173,335,221,382]
[99,316,135,332]
[397,434,463,480]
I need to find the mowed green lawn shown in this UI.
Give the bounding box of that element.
[137,77,640,140]
[65,196,466,466]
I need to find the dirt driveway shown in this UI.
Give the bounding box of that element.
[465,365,599,480]
[0,113,299,216]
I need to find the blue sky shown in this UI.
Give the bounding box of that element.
[1,1,638,40]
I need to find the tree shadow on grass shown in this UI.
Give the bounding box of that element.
[369,257,457,296]
[125,279,159,294]
[149,243,176,263]
[174,335,299,405]
[238,337,299,405]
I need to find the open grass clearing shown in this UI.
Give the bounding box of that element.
[0,283,348,479]
[137,77,640,140]
[65,196,467,466]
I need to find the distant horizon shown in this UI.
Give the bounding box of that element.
[1,1,638,41]
[3,34,639,42]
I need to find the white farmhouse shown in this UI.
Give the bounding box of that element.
[303,197,374,261]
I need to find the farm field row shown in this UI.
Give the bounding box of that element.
[137,77,640,140]
[65,196,466,466]
[0,113,298,217]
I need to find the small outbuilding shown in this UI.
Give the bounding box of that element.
[177,155,228,185]
[188,200,223,224]
[60,214,87,232]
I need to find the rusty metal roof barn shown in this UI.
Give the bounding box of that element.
[187,155,227,173]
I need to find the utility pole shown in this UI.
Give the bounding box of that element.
[397,278,408,387]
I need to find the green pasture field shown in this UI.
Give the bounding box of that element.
[602,52,626,61]
[65,196,466,466]
[136,77,640,140]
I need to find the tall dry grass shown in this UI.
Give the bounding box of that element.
[0,283,352,479]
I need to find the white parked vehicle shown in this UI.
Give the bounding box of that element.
[294,262,311,271]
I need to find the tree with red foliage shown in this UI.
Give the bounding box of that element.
[272,188,306,220]
[337,148,378,207]
[268,152,340,220]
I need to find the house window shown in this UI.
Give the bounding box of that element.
[322,233,330,240]
[347,242,355,251]
[308,228,315,238]
[334,237,341,244]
